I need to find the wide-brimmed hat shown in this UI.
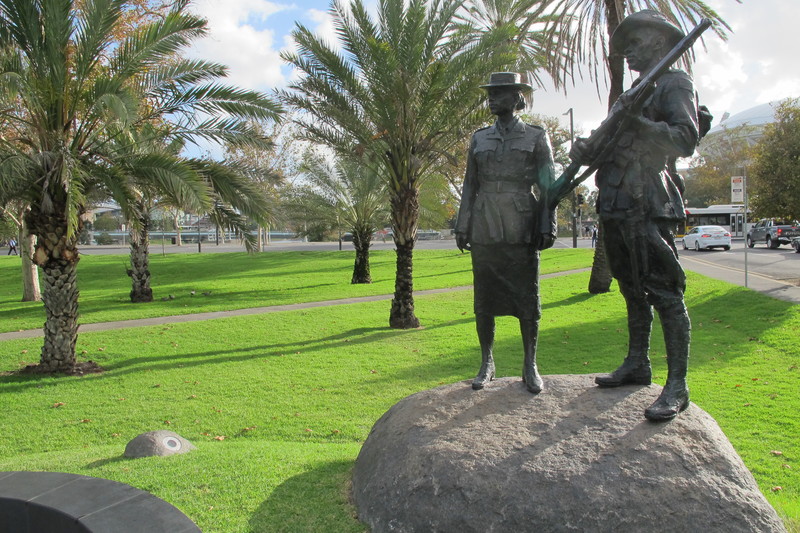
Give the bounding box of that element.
[610,10,685,55]
[479,72,533,92]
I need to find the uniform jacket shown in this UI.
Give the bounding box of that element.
[596,69,699,221]
[455,117,556,245]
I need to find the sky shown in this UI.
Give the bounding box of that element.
[186,0,800,141]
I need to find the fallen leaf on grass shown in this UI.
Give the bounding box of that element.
[771,450,783,456]
[164,420,171,425]
[52,402,65,408]
[782,464,791,469]
[111,433,121,438]
[771,486,783,492]
[241,426,256,432]
[20,350,27,354]
[213,435,226,441]
[81,419,91,423]
[370,369,378,374]
[751,378,759,381]
[304,428,313,433]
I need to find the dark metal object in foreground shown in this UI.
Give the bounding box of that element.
[0,471,200,532]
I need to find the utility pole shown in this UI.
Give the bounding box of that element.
[564,108,577,248]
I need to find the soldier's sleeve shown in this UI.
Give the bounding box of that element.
[455,134,479,235]
[535,130,557,236]
[644,72,699,157]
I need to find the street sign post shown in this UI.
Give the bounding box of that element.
[731,176,744,203]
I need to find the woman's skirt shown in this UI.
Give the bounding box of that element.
[470,243,540,320]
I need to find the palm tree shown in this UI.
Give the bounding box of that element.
[281,0,515,328]
[116,130,275,303]
[455,0,564,94]
[297,153,389,284]
[0,0,281,372]
[541,0,735,293]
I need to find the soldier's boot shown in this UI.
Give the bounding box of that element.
[521,319,543,394]
[596,299,653,388]
[472,314,495,390]
[645,304,691,421]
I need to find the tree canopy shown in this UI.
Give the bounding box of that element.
[749,98,800,220]
[0,0,281,372]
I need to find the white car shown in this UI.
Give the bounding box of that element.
[682,225,731,251]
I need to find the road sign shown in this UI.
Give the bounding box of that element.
[731,176,744,203]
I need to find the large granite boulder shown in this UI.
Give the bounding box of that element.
[352,375,786,532]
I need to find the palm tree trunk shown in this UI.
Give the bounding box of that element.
[351,227,372,284]
[27,207,80,372]
[174,213,182,246]
[128,212,153,303]
[604,0,626,110]
[20,217,41,302]
[585,0,627,294]
[588,220,613,294]
[389,185,420,329]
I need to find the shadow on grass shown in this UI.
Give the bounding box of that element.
[249,459,363,533]
[0,319,470,392]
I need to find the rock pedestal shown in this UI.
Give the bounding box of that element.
[352,375,786,533]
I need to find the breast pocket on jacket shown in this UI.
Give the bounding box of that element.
[509,142,536,175]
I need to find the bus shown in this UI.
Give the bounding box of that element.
[682,204,751,237]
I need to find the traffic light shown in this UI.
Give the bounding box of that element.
[576,194,584,205]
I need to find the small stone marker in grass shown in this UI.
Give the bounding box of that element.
[124,430,197,458]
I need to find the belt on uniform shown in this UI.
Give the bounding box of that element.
[480,181,531,193]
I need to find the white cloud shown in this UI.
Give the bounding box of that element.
[694,0,800,118]
[188,0,294,91]
[307,8,338,49]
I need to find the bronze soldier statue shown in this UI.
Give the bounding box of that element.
[570,10,700,421]
[455,72,556,394]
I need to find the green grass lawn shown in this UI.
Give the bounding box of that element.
[0,248,590,333]
[0,250,797,532]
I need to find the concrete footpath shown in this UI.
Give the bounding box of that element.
[2,257,797,343]
[0,269,590,341]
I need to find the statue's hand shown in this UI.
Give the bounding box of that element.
[455,232,471,253]
[569,138,593,165]
[536,232,556,251]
